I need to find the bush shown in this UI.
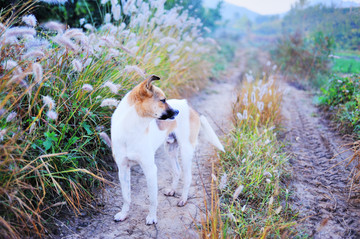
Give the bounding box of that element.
[319,74,360,137]
[272,31,334,83]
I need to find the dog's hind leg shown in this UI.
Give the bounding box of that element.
[164,134,180,197]
[177,142,195,207]
[140,157,158,225]
[114,159,131,222]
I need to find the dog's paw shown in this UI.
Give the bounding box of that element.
[114,211,128,222]
[145,214,157,225]
[177,199,187,207]
[164,189,175,197]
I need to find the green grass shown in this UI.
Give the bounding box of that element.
[332,58,360,74]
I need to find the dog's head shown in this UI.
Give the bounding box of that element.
[128,75,179,120]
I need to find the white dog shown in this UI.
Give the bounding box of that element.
[111,75,224,224]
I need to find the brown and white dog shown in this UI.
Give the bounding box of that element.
[111,75,224,224]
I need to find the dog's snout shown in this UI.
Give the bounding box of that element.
[174,109,179,116]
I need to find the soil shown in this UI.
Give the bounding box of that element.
[54,71,240,239]
[281,83,360,238]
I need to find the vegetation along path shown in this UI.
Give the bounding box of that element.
[281,83,360,238]
[57,74,239,239]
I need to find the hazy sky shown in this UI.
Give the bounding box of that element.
[203,0,360,15]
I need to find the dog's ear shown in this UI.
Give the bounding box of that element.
[146,75,160,90]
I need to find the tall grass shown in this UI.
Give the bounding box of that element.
[201,75,297,237]
[0,1,217,237]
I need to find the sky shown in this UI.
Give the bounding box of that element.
[203,0,360,15]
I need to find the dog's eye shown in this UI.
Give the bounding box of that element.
[160,99,166,103]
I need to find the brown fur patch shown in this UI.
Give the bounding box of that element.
[128,80,167,118]
[189,107,200,146]
[156,120,177,134]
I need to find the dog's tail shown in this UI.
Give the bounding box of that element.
[200,115,225,152]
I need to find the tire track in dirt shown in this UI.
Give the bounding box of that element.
[281,83,360,238]
[56,72,240,239]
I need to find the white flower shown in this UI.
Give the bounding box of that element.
[22,15,37,27]
[46,110,58,120]
[82,84,93,92]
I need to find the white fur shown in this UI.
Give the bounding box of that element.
[111,93,224,224]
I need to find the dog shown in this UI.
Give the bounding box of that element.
[110,75,224,224]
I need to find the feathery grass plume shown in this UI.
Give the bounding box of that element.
[22,15,37,27]
[44,21,65,33]
[257,101,264,112]
[203,27,211,33]
[100,98,119,107]
[72,59,82,72]
[33,63,43,83]
[219,173,227,190]
[0,129,7,141]
[5,27,36,38]
[3,60,23,75]
[82,84,93,92]
[101,0,109,4]
[63,28,85,39]
[84,23,95,31]
[7,74,27,86]
[79,18,86,25]
[6,112,17,122]
[84,58,93,67]
[40,0,68,4]
[25,38,50,50]
[46,110,58,120]
[124,65,145,78]
[102,81,120,93]
[167,44,177,52]
[232,184,244,201]
[112,4,121,21]
[104,13,111,23]
[42,95,55,110]
[170,55,179,62]
[251,91,256,103]
[123,0,135,15]
[22,50,45,60]
[99,132,111,147]
[53,35,78,51]
[154,57,161,66]
[160,36,177,45]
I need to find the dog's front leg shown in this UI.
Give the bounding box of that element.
[141,158,158,225]
[114,162,131,222]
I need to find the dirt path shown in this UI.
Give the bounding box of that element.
[281,83,360,238]
[56,73,239,239]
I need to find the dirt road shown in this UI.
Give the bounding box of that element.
[57,73,238,239]
[282,83,360,238]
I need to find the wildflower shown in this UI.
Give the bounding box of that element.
[100,98,119,107]
[232,184,244,201]
[0,129,7,142]
[257,101,264,112]
[99,132,112,147]
[112,4,121,21]
[170,55,179,62]
[42,95,55,110]
[82,84,93,92]
[154,57,161,66]
[22,15,37,27]
[103,81,120,94]
[33,63,43,83]
[251,92,256,103]
[219,173,227,190]
[124,65,145,78]
[104,13,111,23]
[44,21,65,33]
[72,59,82,72]
[46,110,58,120]
[79,18,86,25]
[5,27,36,38]
[6,112,17,122]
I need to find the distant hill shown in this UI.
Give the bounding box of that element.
[217,2,260,21]
[310,0,360,8]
